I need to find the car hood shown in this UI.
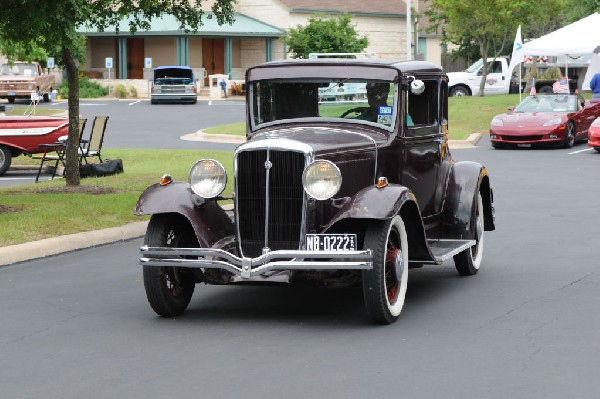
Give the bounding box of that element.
[244,126,388,155]
[492,112,567,133]
[447,71,473,81]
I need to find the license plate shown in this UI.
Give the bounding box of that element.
[305,234,357,251]
[7,90,15,96]
[517,143,531,147]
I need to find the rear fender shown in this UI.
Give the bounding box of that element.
[443,161,495,240]
[324,184,434,262]
[135,181,234,247]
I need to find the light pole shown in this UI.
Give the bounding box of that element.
[406,0,412,60]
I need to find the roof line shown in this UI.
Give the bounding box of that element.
[289,9,406,18]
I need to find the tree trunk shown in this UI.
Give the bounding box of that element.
[62,47,81,186]
[478,42,488,97]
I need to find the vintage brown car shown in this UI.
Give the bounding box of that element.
[136,59,496,324]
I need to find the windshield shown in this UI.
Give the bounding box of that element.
[465,59,483,73]
[250,79,396,131]
[515,95,578,113]
[0,63,37,76]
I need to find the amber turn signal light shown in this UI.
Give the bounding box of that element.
[376,176,388,188]
[160,174,173,186]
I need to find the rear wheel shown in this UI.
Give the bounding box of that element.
[143,214,197,317]
[595,147,600,153]
[0,145,12,176]
[564,121,575,148]
[362,215,409,324]
[454,193,485,276]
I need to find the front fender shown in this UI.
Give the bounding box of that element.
[135,181,234,248]
[325,184,434,263]
[325,184,416,228]
[443,161,495,239]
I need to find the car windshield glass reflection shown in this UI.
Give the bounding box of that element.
[250,79,396,130]
[515,95,577,113]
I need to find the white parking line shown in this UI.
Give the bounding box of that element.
[128,100,141,106]
[568,148,593,155]
[208,100,212,105]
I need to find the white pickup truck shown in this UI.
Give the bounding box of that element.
[448,57,579,96]
[447,57,518,96]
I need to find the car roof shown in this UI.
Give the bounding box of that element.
[246,59,445,82]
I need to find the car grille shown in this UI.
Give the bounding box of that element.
[504,135,543,141]
[236,149,306,257]
[160,85,189,94]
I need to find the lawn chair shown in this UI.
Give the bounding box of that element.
[33,117,87,182]
[79,116,108,164]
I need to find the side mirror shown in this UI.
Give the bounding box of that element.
[410,80,425,95]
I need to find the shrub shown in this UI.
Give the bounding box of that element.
[113,84,127,99]
[128,85,138,98]
[58,74,108,98]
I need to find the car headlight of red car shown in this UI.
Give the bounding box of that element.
[542,118,562,127]
[591,118,600,128]
[490,118,503,127]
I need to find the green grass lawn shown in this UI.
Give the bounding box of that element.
[0,93,542,247]
[2,104,63,116]
[1,149,234,246]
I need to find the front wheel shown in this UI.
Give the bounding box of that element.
[595,147,600,153]
[0,145,12,176]
[454,193,485,276]
[564,121,575,148]
[362,215,409,324]
[143,214,197,317]
[450,86,470,96]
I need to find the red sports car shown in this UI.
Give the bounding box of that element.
[0,115,68,175]
[489,94,600,149]
[588,116,600,152]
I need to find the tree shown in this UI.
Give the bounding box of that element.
[283,15,369,59]
[425,0,563,96]
[0,0,235,186]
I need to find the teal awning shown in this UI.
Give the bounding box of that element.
[79,13,283,38]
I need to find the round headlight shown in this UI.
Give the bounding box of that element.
[302,160,342,200]
[189,159,227,198]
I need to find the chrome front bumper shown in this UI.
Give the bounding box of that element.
[140,246,372,279]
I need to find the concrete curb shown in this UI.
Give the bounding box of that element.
[0,221,148,267]
[181,131,246,143]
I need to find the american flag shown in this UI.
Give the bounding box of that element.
[553,77,569,93]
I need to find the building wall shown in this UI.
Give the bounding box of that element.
[425,37,443,66]
[239,1,408,60]
[88,38,115,68]
[189,37,203,68]
[145,37,176,67]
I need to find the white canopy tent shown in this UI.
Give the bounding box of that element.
[522,13,600,56]
[522,13,600,90]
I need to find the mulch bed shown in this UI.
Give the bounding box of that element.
[31,186,117,194]
[0,204,24,214]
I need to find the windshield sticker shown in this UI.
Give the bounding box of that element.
[377,106,393,125]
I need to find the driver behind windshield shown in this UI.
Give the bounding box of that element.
[356,82,389,122]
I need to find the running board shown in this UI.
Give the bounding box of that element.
[425,239,476,264]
